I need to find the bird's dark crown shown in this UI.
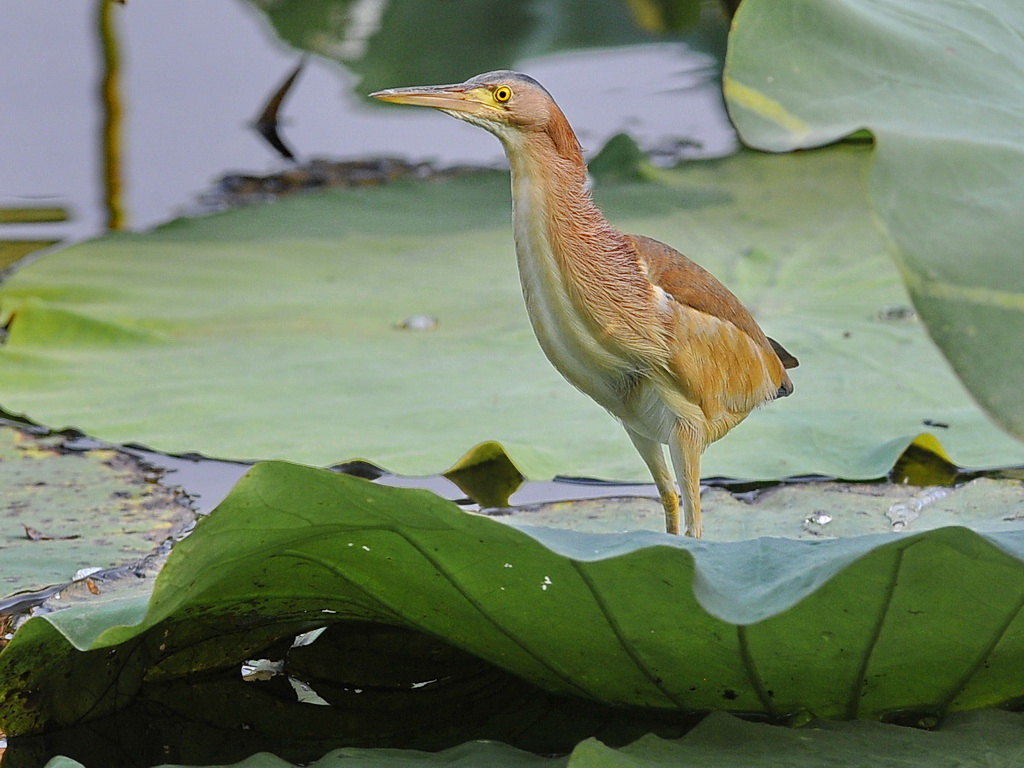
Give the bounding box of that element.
[464,70,554,100]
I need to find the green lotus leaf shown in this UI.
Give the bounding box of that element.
[25,710,1024,768]
[2,148,1022,480]
[724,0,1024,440]
[1,461,1022,747]
[246,0,699,96]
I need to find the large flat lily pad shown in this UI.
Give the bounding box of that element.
[1,148,1022,479]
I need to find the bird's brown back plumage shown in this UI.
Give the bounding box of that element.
[628,234,798,380]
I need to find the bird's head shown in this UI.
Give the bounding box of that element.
[371,71,580,159]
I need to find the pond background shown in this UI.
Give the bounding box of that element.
[2,0,736,243]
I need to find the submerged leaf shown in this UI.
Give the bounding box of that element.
[494,475,1024,539]
[0,424,192,599]
[442,440,525,508]
[1,241,58,271]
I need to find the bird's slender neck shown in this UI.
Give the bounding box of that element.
[497,110,624,270]
[494,106,662,361]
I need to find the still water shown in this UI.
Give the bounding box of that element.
[1,0,736,243]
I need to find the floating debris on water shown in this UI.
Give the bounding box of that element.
[801,509,834,537]
[887,486,952,531]
[805,511,832,526]
[875,304,917,322]
[398,315,439,331]
[191,157,495,216]
[241,658,283,681]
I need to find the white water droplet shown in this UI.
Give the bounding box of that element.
[887,487,951,531]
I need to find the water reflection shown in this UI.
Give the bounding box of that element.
[0,0,735,244]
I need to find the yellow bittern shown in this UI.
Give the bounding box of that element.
[372,71,797,537]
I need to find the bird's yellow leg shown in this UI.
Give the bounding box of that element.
[669,426,704,539]
[625,427,680,535]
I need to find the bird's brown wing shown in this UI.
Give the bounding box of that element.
[628,234,797,414]
[628,235,784,355]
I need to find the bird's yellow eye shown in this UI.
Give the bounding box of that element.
[493,85,513,103]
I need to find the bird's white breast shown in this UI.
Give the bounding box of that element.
[509,174,625,404]
[506,160,677,442]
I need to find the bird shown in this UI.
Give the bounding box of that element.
[371,71,797,537]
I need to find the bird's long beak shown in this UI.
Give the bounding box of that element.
[370,83,486,114]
